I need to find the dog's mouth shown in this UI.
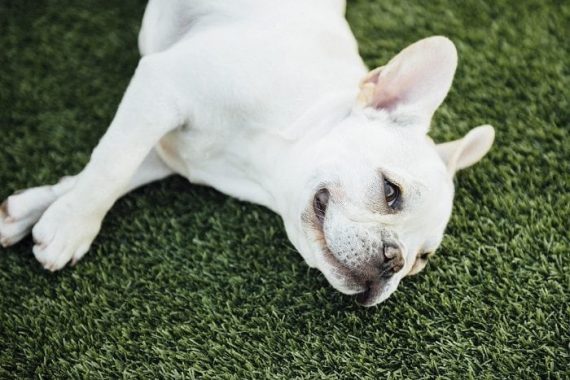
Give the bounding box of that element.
[312,224,390,306]
[355,281,383,306]
[320,242,393,306]
[307,189,397,306]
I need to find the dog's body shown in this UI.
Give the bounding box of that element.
[0,0,494,306]
[145,0,365,213]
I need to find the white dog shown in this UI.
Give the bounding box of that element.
[0,0,494,306]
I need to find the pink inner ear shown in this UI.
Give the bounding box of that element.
[365,36,458,117]
[373,66,429,111]
[360,67,382,86]
[371,76,407,111]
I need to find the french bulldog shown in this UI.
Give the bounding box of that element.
[0,0,494,306]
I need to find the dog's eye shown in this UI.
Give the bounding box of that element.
[384,179,400,208]
[313,188,330,223]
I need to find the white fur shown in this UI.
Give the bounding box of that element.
[0,0,494,306]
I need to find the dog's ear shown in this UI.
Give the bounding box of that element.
[358,36,458,129]
[436,125,495,174]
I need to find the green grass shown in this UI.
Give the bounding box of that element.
[0,0,569,378]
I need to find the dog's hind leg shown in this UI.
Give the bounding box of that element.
[138,0,211,56]
[9,54,185,271]
[0,149,173,248]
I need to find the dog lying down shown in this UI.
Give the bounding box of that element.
[0,0,494,306]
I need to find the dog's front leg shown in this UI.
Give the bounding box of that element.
[30,57,184,271]
[0,149,173,248]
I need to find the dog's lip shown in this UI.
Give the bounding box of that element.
[309,213,390,303]
[355,281,383,306]
[317,231,385,299]
[319,240,366,292]
[316,231,390,306]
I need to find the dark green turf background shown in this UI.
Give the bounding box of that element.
[1,0,569,378]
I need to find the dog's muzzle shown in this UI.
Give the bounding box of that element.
[322,239,405,306]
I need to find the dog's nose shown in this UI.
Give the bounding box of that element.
[379,243,405,277]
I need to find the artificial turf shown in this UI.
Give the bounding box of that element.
[0,0,569,378]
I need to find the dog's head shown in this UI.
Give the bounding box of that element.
[283,37,494,306]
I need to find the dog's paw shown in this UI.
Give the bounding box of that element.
[0,186,58,247]
[32,197,102,271]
